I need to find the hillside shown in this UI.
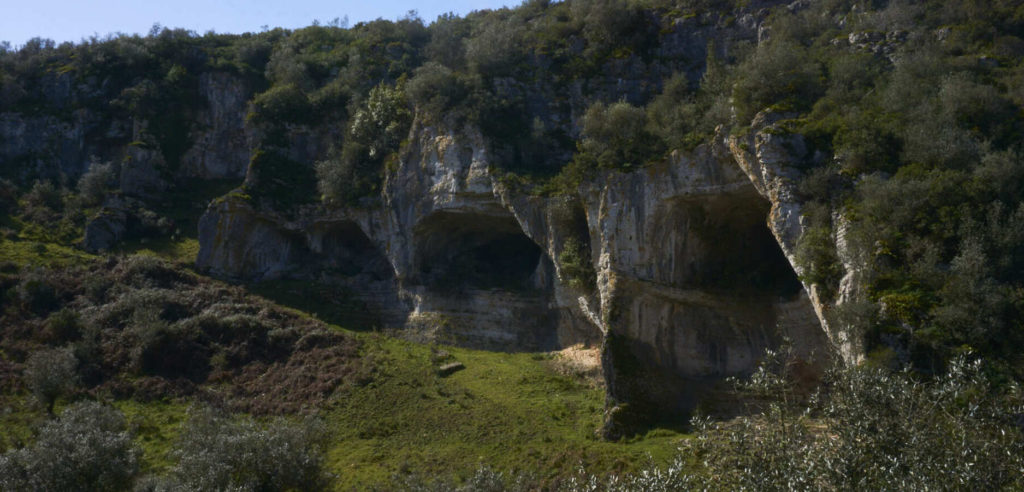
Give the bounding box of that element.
[1,0,1023,489]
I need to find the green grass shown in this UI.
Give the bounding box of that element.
[0,236,95,267]
[114,400,191,475]
[0,333,686,489]
[323,335,687,489]
[0,395,44,452]
[113,237,200,265]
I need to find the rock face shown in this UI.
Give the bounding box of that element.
[197,117,839,434]
[82,208,128,253]
[179,72,253,179]
[729,111,862,364]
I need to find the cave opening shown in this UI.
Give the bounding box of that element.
[310,221,391,279]
[674,194,803,298]
[413,212,544,292]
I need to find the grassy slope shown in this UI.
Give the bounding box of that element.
[0,223,687,490]
[325,336,685,489]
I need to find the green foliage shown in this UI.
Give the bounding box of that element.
[571,0,649,59]
[0,401,140,491]
[161,407,331,491]
[77,160,119,207]
[23,347,79,414]
[406,62,472,118]
[644,73,711,152]
[794,225,841,300]
[415,355,1024,491]
[703,355,1023,490]
[731,39,824,124]
[350,82,413,158]
[248,83,312,124]
[575,101,663,172]
[317,83,411,207]
[558,237,596,292]
[464,9,525,76]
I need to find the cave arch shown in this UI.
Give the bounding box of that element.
[412,211,545,292]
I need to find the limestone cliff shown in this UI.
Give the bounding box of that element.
[197,117,842,434]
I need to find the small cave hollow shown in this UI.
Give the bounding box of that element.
[307,221,391,279]
[674,193,803,298]
[413,212,544,292]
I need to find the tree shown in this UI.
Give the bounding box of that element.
[166,406,331,491]
[23,347,78,414]
[0,402,139,491]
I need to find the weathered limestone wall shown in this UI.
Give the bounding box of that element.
[197,117,839,435]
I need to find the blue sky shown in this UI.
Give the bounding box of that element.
[1,0,514,47]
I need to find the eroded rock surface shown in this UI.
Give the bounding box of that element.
[198,118,839,435]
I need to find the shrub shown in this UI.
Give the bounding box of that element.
[570,0,645,58]
[558,237,595,292]
[464,11,523,76]
[44,307,83,343]
[249,83,311,125]
[731,40,824,124]
[317,83,411,207]
[77,159,119,207]
[349,83,412,158]
[23,347,79,414]
[425,12,470,69]
[15,269,60,315]
[165,406,331,491]
[559,356,1024,491]
[794,225,841,299]
[0,401,139,491]
[576,100,662,171]
[21,180,64,222]
[406,62,471,118]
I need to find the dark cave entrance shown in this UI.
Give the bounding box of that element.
[413,212,544,292]
[672,193,803,298]
[309,221,391,280]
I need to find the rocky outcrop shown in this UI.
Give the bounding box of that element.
[179,72,253,179]
[120,144,168,199]
[0,110,95,179]
[729,111,862,363]
[197,117,840,435]
[82,208,128,253]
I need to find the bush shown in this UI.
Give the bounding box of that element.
[794,225,841,299]
[44,307,83,343]
[77,159,119,207]
[15,269,60,315]
[558,237,595,292]
[317,83,411,207]
[21,180,64,222]
[349,83,412,158]
[249,83,312,125]
[575,100,662,171]
[731,40,824,124]
[464,11,523,76]
[553,356,1024,491]
[0,401,139,491]
[23,347,79,413]
[406,62,471,118]
[165,406,331,491]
